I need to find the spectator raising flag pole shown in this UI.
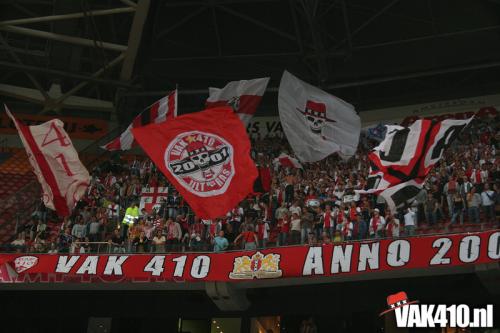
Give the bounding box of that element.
[101,90,178,151]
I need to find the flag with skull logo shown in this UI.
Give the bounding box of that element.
[278,71,360,162]
[132,106,258,219]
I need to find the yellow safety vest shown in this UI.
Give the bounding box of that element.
[122,206,139,225]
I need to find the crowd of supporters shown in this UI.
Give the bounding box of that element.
[7,115,499,254]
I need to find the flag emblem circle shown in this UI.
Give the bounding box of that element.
[14,256,38,273]
[164,131,235,197]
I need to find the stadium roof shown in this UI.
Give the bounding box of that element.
[1,0,500,122]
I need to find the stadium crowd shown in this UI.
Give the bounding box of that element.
[8,115,499,254]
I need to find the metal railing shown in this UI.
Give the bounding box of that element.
[3,221,497,254]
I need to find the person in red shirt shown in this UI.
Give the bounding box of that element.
[234,225,259,250]
[348,202,358,222]
[277,212,290,246]
[176,214,189,236]
[184,218,205,250]
[304,189,318,207]
[323,205,335,237]
[337,205,347,228]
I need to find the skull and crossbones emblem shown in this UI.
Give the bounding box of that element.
[299,100,336,135]
[186,140,214,179]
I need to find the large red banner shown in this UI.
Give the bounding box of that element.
[132,107,257,219]
[1,230,498,283]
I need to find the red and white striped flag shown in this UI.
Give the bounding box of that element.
[205,77,269,125]
[6,105,90,217]
[102,90,177,151]
[273,153,302,169]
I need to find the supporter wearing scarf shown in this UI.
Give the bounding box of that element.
[349,204,357,221]
[369,209,383,238]
[166,220,177,240]
[386,219,394,238]
[341,220,352,241]
[323,205,334,236]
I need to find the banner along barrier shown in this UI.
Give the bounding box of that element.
[0,230,498,283]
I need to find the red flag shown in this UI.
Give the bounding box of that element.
[132,107,258,219]
[206,77,269,125]
[101,90,177,151]
[5,105,90,217]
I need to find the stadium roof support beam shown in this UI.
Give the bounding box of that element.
[340,0,353,51]
[120,0,150,81]
[154,6,207,41]
[130,60,500,96]
[210,5,223,56]
[299,0,329,83]
[0,33,50,101]
[163,0,280,6]
[289,0,304,54]
[353,25,500,50]
[120,0,137,8]
[153,51,301,62]
[216,4,299,44]
[42,53,125,113]
[0,25,127,52]
[331,0,401,51]
[307,25,500,59]
[0,7,136,26]
[0,61,134,88]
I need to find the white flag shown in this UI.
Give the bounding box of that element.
[278,71,360,162]
[139,186,168,213]
[272,153,302,169]
[6,105,90,216]
[206,77,269,125]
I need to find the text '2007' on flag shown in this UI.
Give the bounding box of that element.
[132,106,257,219]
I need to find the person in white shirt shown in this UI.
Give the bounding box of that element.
[289,200,302,217]
[369,208,386,238]
[385,212,400,238]
[333,184,345,201]
[290,212,301,245]
[481,184,496,222]
[256,219,270,248]
[107,201,120,227]
[404,207,417,236]
[461,176,473,207]
[340,220,353,241]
